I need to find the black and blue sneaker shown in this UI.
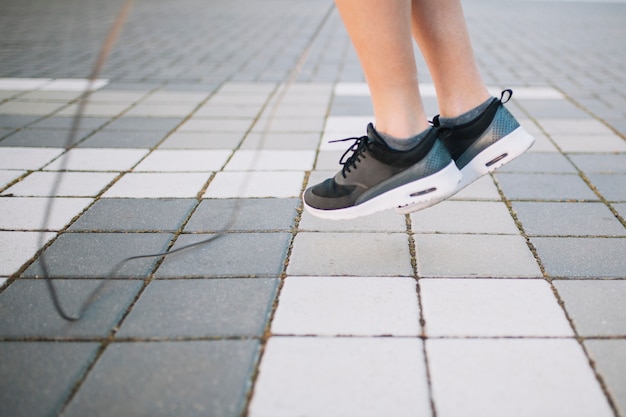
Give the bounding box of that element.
[303,123,462,220]
[396,90,535,214]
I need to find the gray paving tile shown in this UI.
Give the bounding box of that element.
[103,117,183,132]
[240,132,321,150]
[159,132,243,149]
[569,154,626,174]
[78,131,165,148]
[0,341,100,417]
[0,114,40,128]
[584,339,626,417]
[588,173,626,201]
[155,233,291,278]
[494,173,598,201]
[30,116,110,130]
[0,128,92,147]
[288,232,413,276]
[554,280,626,336]
[69,198,196,232]
[613,203,626,220]
[532,237,626,278]
[410,201,519,234]
[63,340,259,417]
[185,198,298,232]
[118,278,278,338]
[298,209,407,232]
[415,234,542,278]
[512,201,626,236]
[329,96,373,116]
[497,152,577,173]
[0,279,142,338]
[24,233,174,278]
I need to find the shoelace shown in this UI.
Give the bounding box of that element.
[329,136,369,178]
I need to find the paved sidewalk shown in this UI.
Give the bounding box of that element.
[1,0,625,416]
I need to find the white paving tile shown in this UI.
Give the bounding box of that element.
[427,339,613,417]
[0,197,92,230]
[272,276,420,336]
[420,279,573,337]
[133,150,231,172]
[0,231,55,275]
[450,175,502,200]
[43,149,149,171]
[0,148,63,170]
[203,171,305,198]
[3,172,117,197]
[0,78,52,90]
[39,78,109,91]
[249,337,430,417]
[538,119,615,135]
[410,201,519,234]
[224,150,315,171]
[103,172,208,198]
[0,170,26,188]
[510,87,564,100]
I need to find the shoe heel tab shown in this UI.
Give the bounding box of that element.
[500,89,513,104]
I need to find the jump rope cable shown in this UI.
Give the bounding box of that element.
[40,0,333,321]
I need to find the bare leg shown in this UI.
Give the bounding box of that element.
[335,0,429,139]
[410,0,491,118]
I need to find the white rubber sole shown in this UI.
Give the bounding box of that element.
[304,161,462,220]
[395,126,535,214]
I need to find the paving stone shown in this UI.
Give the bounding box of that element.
[587,173,626,201]
[43,148,149,171]
[118,278,278,338]
[0,341,100,417]
[69,198,196,232]
[298,209,406,232]
[272,276,420,336]
[78,131,165,148]
[185,198,299,232]
[0,231,55,276]
[103,117,183,132]
[288,232,413,277]
[584,339,626,417]
[240,132,321,150]
[224,150,315,171]
[494,173,598,201]
[421,278,572,337]
[0,170,25,189]
[249,337,430,417]
[63,340,259,417]
[0,279,142,337]
[29,116,110,130]
[550,134,626,153]
[158,132,243,149]
[512,201,626,236]
[134,149,232,172]
[613,203,626,220]
[0,114,40,128]
[497,152,577,173]
[450,175,502,201]
[532,237,626,278]
[204,171,305,198]
[569,153,626,174]
[24,232,174,278]
[103,172,209,198]
[554,280,626,336]
[517,100,590,118]
[4,171,118,197]
[415,234,541,278]
[427,339,613,417]
[0,128,92,147]
[155,232,291,278]
[410,201,519,234]
[0,147,63,170]
[0,197,92,230]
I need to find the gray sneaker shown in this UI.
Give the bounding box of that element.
[303,123,462,220]
[396,90,535,214]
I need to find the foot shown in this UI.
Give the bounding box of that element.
[396,90,535,214]
[303,123,462,220]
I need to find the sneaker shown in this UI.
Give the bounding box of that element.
[303,123,462,220]
[395,89,535,214]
